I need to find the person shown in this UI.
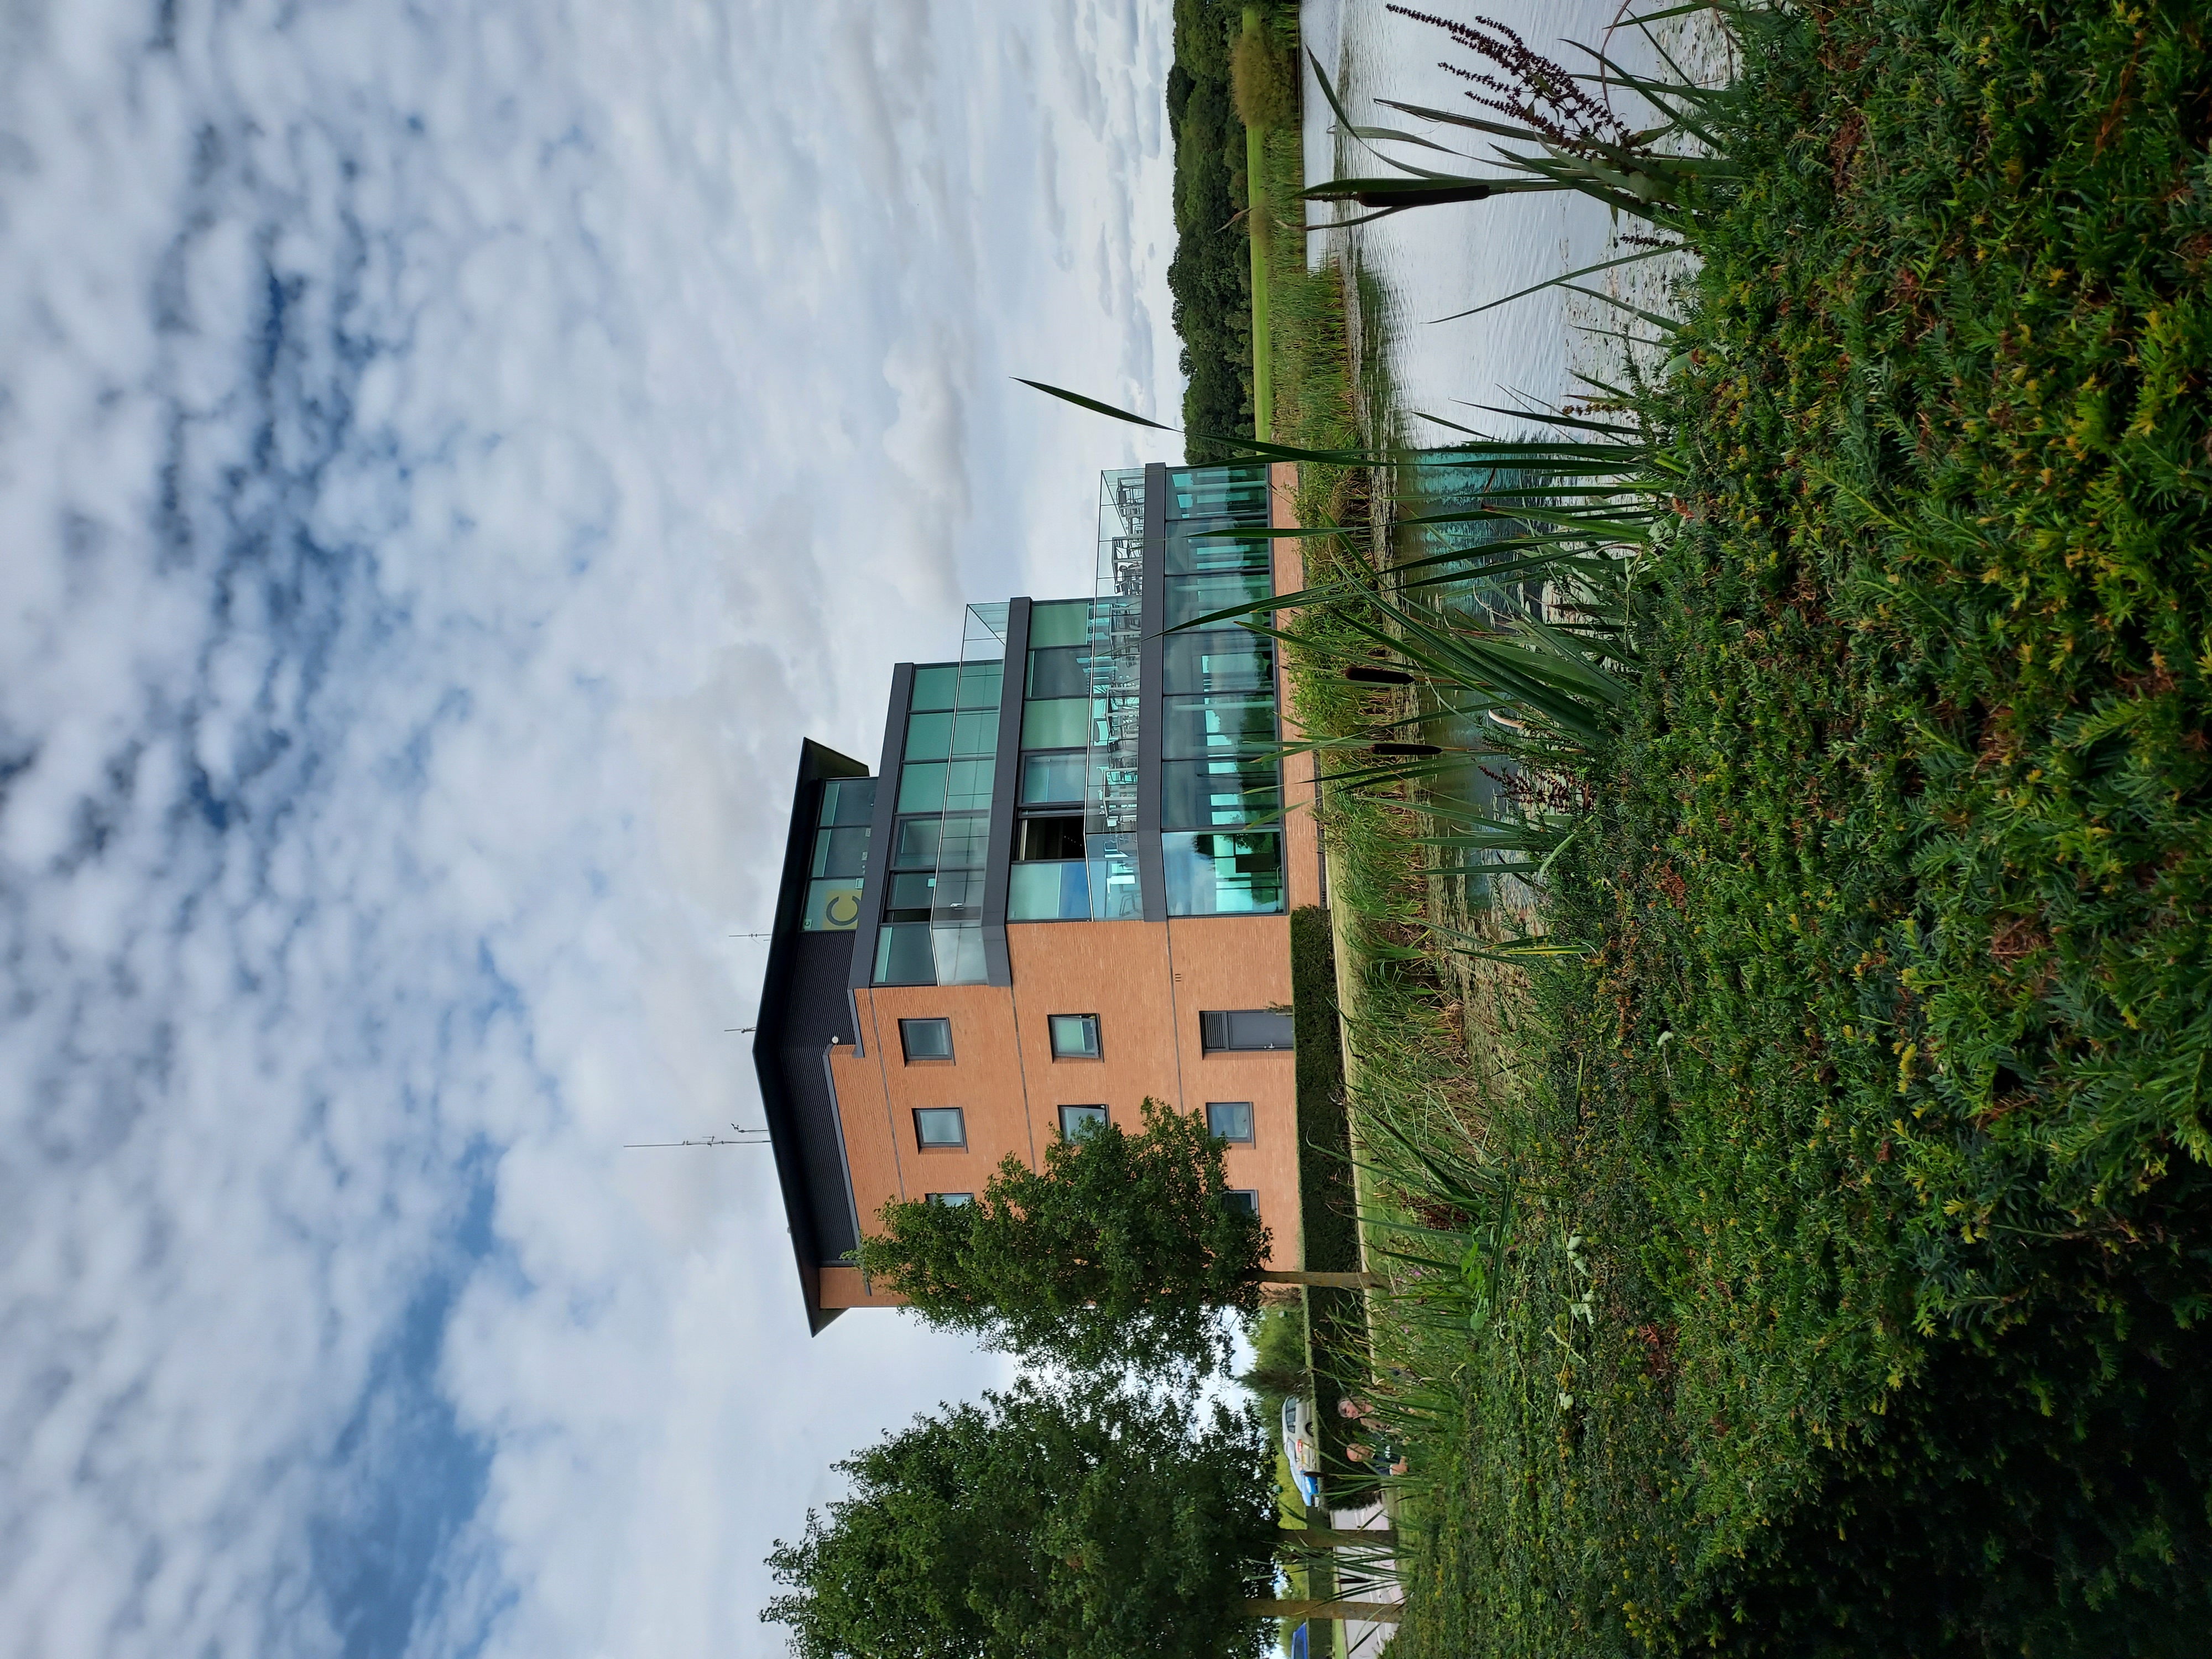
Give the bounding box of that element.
[1337,1397,1406,1477]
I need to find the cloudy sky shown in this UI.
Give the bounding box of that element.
[0,2,1180,1655]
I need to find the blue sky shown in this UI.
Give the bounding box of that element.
[0,2,1178,1653]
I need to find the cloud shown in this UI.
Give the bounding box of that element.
[0,1,1173,1655]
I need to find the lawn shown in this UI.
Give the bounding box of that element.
[1271,1,2212,1653]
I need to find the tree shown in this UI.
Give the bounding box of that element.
[763,1373,1278,1659]
[853,1099,1375,1372]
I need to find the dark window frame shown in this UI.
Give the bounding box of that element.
[1048,1013,1103,1060]
[1199,1009,1295,1053]
[912,1107,967,1149]
[1222,1190,1260,1217]
[899,1018,954,1063]
[1057,1104,1109,1140]
[1206,1101,1255,1143]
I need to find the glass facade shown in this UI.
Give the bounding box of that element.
[869,462,1282,964]
[874,606,1006,985]
[801,777,876,931]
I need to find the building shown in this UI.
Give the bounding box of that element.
[753,461,1322,1331]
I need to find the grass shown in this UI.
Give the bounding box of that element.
[1261,1,2212,1653]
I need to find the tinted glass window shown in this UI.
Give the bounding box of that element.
[1027,600,1092,648]
[1021,697,1090,750]
[1162,758,1281,831]
[925,1192,973,1206]
[874,923,936,985]
[1220,1190,1260,1217]
[1163,632,1274,695]
[891,817,942,869]
[1026,646,1090,700]
[1058,1105,1108,1140]
[1163,692,1276,760]
[1166,570,1272,630]
[819,777,877,826]
[909,664,960,711]
[1008,860,1089,922]
[1021,750,1086,805]
[1164,831,1285,916]
[811,825,870,879]
[900,1018,952,1061]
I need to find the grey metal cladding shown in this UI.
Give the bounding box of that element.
[980,597,1030,985]
[849,662,914,994]
[778,930,862,1260]
[1137,461,1167,922]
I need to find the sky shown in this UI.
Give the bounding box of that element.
[0,2,1182,1655]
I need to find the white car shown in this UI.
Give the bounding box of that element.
[1281,1397,1322,1506]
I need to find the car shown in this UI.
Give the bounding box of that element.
[1281,1396,1322,1506]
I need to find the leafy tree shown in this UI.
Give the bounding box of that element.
[852,1098,1270,1372]
[763,1373,1277,1659]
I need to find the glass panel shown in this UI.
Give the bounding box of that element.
[1029,599,1092,648]
[874,922,937,984]
[1221,1190,1260,1217]
[1027,646,1090,700]
[952,710,997,757]
[1008,861,1089,921]
[925,1192,973,1206]
[1162,831,1285,916]
[933,813,988,869]
[1021,750,1086,806]
[802,879,865,931]
[1166,523,1272,576]
[1206,1101,1255,1142]
[820,777,877,826]
[1164,692,1277,760]
[927,868,985,920]
[943,759,994,814]
[1165,464,1269,521]
[812,825,871,879]
[1059,1105,1108,1140]
[930,923,988,985]
[914,1107,966,1147]
[898,763,946,815]
[905,710,953,761]
[956,660,1004,709]
[1162,758,1281,831]
[885,870,937,916]
[909,664,961,711]
[892,817,942,869]
[1167,570,1272,630]
[1049,1013,1101,1058]
[1164,632,1274,695]
[900,1018,953,1061]
[1021,697,1091,750]
[1086,834,1143,920]
[1015,816,1086,862]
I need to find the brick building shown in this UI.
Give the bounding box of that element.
[754,462,1321,1331]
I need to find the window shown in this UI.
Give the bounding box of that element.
[1049,1014,1102,1060]
[1020,750,1086,806]
[913,1108,967,1148]
[1016,816,1086,861]
[925,1192,973,1207]
[1206,1102,1255,1143]
[1058,1105,1109,1140]
[1201,1009,1293,1052]
[900,1018,953,1062]
[1162,758,1280,831]
[1008,860,1090,921]
[1164,832,1285,916]
[1221,1190,1260,1217]
[1162,632,1274,695]
[1027,599,1092,648]
[1021,697,1091,750]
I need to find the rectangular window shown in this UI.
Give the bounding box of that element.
[819,776,877,825]
[925,1192,973,1206]
[1163,692,1276,760]
[1020,750,1086,806]
[1016,815,1086,862]
[1166,570,1273,631]
[913,1107,967,1148]
[1049,1014,1102,1060]
[1201,1009,1294,1053]
[874,923,937,985]
[1021,696,1091,750]
[1163,632,1274,695]
[900,1018,953,1062]
[909,664,961,712]
[1206,1102,1255,1142]
[1165,524,1272,576]
[1026,646,1091,700]
[1163,831,1285,916]
[1027,599,1092,648]
[1058,1104,1109,1140]
[1161,758,1281,831]
[1221,1190,1260,1217]
[1008,860,1090,922]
